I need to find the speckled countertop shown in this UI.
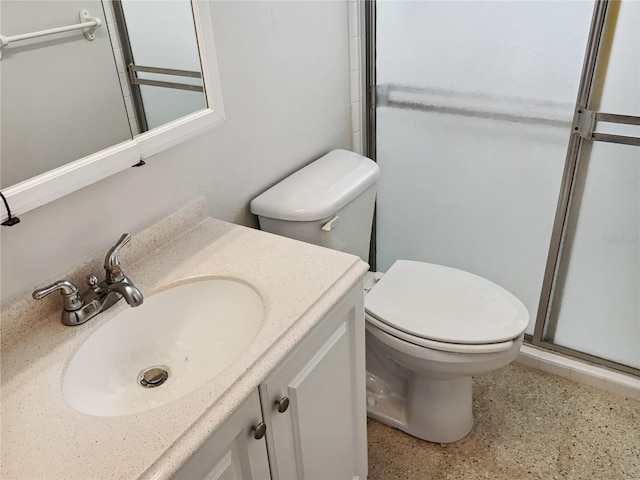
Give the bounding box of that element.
[0,199,368,479]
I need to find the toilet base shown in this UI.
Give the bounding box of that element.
[366,374,474,444]
[364,316,523,444]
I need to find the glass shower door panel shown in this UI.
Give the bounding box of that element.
[544,0,640,368]
[547,142,639,368]
[375,1,594,333]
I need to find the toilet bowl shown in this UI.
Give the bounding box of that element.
[365,326,523,443]
[362,260,528,443]
[250,150,529,444]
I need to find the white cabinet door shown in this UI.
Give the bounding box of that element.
[259,285,367,480]
[172,390,271,480]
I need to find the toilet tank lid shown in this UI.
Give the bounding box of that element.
[250,149,380,222]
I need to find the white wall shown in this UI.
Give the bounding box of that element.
[0,0,351,304]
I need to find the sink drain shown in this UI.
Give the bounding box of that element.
[138,366,169,388]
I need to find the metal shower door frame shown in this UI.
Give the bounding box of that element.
[532,0,640,376]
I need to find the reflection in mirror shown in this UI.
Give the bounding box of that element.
[0,0,132,189]
[111,0,207,133]
[0,0,207,191]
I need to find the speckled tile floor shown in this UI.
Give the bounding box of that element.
[367,363,640,480]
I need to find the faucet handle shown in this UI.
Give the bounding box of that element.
[104,233,131,283]
[32,280,84,311]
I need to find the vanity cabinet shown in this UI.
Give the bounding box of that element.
[172,390,271,480]
[259,284,367,480]
[173,284,367,480]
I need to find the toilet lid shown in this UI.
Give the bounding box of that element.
[365,260,529,345]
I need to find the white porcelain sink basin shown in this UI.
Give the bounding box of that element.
[62,278,264,417]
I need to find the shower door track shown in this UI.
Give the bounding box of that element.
[532,0,640,377]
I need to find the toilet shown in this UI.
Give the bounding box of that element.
[250,149,529,443]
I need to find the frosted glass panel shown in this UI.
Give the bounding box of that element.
[548,143,640,367]
[377,1,591,101]
[376,1,593,333]
[545,0,640,368]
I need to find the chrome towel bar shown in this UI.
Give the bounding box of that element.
[0,9,102,60]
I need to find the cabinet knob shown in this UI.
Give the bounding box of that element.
[252,422,267,440]
[275,396,290,413]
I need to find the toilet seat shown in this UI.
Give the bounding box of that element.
[365,312,518,354]
[365,260,529,349]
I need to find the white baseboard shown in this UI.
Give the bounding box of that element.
[516,344,640,400]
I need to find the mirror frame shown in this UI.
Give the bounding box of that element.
[1,1,224,223]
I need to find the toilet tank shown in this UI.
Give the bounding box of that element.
[250,150,380,262]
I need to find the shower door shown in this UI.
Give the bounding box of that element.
[370,1,594,335]
[369,0,639,374]
[534,0,640,373]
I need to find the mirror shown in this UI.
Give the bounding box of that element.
[0,0,223,219]
[1,0,133,189]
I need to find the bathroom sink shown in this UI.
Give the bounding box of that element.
[62,278,264,417]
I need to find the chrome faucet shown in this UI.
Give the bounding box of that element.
[32,233,144,326]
